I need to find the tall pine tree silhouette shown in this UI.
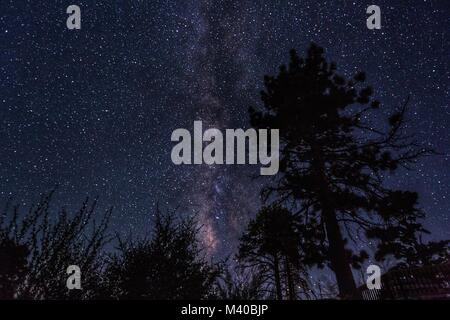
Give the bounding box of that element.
[249,43,434,299]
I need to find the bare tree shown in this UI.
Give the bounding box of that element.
[0,190,111,299]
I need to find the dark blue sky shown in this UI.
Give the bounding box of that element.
[0,0,449,259]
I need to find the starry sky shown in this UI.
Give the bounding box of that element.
[0,0,449,260]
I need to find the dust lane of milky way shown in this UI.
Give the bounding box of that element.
[179,1,266,255]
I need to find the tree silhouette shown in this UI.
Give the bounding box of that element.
[237,205,308,300]
[0,191,111,299]
[101,208,219,299]
[249,43,435,299]
[0,236,28,299]
[213,267,270,300]
[366,191,449,268]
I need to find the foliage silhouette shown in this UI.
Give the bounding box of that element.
[101,208,219,300]
[0,191,111,299]
[213,266,271,300]
[237,205,309,300]
[366,191,449,268]
[0,236,28,299]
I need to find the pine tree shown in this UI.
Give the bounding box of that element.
[237,205,307,300]
[366,191,449,268]
[249,43,434,298]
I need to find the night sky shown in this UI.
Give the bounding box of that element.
[0,1,449,260]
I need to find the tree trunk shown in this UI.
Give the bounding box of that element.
[284,259,296,300]
[273,254,283,300]
[322,205,360,299]
[312,146,361,299]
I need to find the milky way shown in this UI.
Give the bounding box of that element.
[178,1,267,255]
[0,1,449,260]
